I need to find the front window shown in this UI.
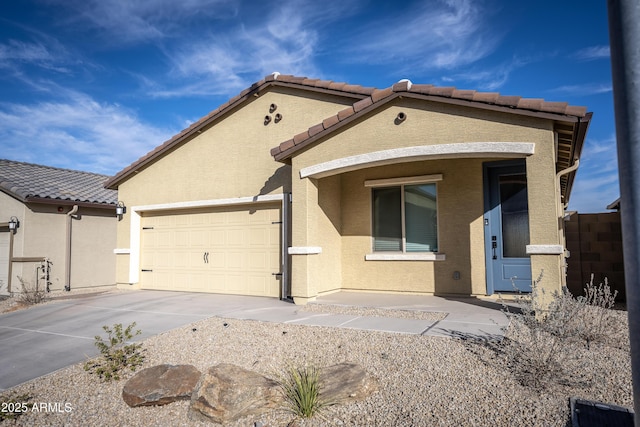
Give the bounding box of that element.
[372,183,438,252]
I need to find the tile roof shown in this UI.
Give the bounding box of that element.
[0,159,117,206]
[271,78,590,161]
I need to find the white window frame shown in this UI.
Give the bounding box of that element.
[365,174,445,261]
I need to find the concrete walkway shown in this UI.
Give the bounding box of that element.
[0,290,509,390]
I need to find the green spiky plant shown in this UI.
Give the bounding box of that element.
[278,364,330,419]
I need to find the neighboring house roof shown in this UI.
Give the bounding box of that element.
[0,159,117,207]
[607,198,621,210]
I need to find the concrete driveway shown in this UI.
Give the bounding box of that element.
[0,290,509,391]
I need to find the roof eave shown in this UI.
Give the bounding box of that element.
[25,196,117,209]
[562,112,593,203]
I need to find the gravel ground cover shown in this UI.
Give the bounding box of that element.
[0,298,631,427]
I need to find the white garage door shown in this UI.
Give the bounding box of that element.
[0,232,9,295]
[140,203,281,297]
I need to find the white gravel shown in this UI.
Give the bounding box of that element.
[0,300,632,427]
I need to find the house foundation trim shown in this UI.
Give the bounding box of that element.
[526,244,564,255]
[299,142,536,179]
[127,194,285,284]
[288,246,322,255]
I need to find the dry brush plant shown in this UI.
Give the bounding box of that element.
[17,276,47,305]
[468,272,623,390]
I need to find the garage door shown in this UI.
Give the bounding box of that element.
[140,203,281,297]
[0,232,9,295]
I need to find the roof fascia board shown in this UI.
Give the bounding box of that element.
[562,112,593,202]
[25,197,116,209]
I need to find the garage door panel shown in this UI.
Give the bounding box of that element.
[140,203,281,297]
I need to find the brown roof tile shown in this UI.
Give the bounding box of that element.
[472,92,500,103]
[371,87,394,103]
[427,87,456,97]
[517,98,545,110]
[495,95,522,107]
[392,80,412,92]
[410,84,435,94]
[322,114,340,129]
[337,107,356,121]
[308,123,325,137]
[451,90,476,100]
[353,97,374,112]
[328,82,347,91]
[540,101,569,114]
[293,131,309,145]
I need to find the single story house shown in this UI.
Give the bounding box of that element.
[0,159,117,295]
[105,73,591,304]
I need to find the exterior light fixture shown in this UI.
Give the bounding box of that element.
[116,201,126,216]
[8,216,19,232]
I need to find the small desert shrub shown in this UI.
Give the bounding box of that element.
[495,272,621,389]
[17,276,47,305]
[84,322,145,382]
[278,364,329,419]
[0,393,32,421]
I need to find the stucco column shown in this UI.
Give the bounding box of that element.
[526,135,564,305]
[290,175,320,304]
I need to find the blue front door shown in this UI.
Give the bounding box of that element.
[484,162,532,293]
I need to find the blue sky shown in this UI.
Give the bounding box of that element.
[0,0,616,212]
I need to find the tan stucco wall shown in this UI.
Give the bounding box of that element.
[0,194,116,293]
[114,87,358,287]
[339,159,487,295]
[289,98,564,300]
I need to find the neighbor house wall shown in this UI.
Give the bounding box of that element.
[0,194,116,293]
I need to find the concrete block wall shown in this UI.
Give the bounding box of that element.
[565,212,625,301]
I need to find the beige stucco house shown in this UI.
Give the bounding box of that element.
[0,159,117,295]
[105,73,591,304]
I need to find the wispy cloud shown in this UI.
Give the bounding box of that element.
[549,83,612,97]
[46,0,238,44]
[569,134,620,212]
[0,35,73,74]
[0,84,176,174]
[574,45,610,61]
[346,0,501,71]
[150,0,351,98]
[449,56,533,90]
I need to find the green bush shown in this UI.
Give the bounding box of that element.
[83,322,145,382]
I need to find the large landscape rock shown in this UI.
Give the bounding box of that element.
[319,363,378,403]
[122,364,201,407]
[189,363,285,424]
